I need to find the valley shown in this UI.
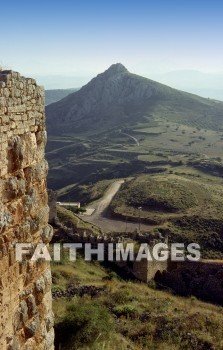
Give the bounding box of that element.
[45,64,223,259]
[46,64,223,350]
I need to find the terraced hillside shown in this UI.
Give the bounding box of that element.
[45,64,223,259]
[45,64,223,195]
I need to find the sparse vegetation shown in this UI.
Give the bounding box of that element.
[58,179,115,204]
[47,65,223,349]
[110,173,223,257]
[111,174,198,213]
[57,205,101,235]
[52,255,223,350]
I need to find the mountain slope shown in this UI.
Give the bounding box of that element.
[45,88,78,105]
[45,64,223,197]
[46,63,223,135]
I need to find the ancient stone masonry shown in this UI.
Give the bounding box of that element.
[0,70,54,350]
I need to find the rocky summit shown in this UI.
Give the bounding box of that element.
[46,63,223,136]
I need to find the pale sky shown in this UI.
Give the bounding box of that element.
[1,0,223,93]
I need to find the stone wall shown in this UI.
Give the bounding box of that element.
[155,260,223,305]
[54,215,168,283]
[133,259,168,282]
[0,70,54,349]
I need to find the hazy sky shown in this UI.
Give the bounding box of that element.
[1,0,223,89]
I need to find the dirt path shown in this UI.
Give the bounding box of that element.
[91,180,125,215]
[120,132,140,146]
[81,180,152,233]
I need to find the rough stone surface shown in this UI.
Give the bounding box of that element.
[0,70,54,349]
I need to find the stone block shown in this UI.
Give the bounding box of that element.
[0,70,53,349]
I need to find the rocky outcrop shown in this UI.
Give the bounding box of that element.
[0,70,54,349]
[52,285,104,299]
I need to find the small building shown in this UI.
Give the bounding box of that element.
[57,201,81,208]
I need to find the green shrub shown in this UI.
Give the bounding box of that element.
[113,304,138,318]
[111,289,131,304]
[52,271,60,284]
[66,275,81,288]
[148,280,157,290]
[55,302,114,349]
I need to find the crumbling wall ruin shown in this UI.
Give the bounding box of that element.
[0,70,54,349]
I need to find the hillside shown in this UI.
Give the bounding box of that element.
[45,88,78,105]
[52,251,223,350]
[45,65,223,231]
[46,63,223,135]
[52,206,223,349]
[110,173,223,257]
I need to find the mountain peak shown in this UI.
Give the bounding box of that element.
[104,63,128,75]
[46,64,223,138]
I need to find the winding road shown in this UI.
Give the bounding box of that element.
[90,180,124,216]
[81,180,152,233]
[120,132,140,146]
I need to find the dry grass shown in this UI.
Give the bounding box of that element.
[52,256,223,350]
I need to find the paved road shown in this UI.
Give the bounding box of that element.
[81,180,152,233]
